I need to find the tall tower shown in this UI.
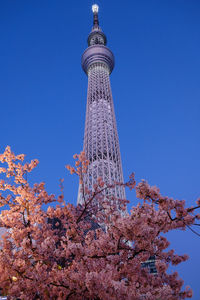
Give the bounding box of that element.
[78,4,125,205]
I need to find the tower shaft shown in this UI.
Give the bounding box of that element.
[84,62,125,198]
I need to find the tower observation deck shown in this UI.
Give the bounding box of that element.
[78,5,125,205]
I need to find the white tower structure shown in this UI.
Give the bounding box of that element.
[78,5,125,205]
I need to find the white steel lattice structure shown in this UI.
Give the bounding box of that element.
[78,5,125,204]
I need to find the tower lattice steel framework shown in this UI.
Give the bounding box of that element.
[78,5,125,205]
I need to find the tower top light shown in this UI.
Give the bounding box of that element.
[92,4,99,14]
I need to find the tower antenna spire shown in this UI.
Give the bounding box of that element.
[92,4,99,27]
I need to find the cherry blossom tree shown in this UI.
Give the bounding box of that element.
[0,146,199,299]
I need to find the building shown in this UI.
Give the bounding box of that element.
[78,4,125,207]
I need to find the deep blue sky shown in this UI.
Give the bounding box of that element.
[0,0,200,298]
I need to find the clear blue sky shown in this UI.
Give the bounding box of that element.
[0,0,200,298]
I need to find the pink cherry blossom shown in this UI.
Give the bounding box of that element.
[0,147,198,299]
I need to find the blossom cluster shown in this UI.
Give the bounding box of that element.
[0,147,198,299]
